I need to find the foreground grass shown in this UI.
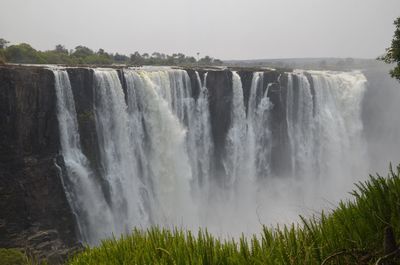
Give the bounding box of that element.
[0,248,46,265]
[68,165,400,265]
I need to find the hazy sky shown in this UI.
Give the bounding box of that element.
[1,0,399,60]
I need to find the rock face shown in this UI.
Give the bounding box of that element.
[204,70,233,181]
[265,71,291,177]
[237,70,254,114]
[0,66,80,264]
[0,64,294,263]
[185,69,203,100]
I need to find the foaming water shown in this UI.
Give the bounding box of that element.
[53,69,113,244]
[123,69,197,227]
[54,67,368,242]
[253,70,368,227]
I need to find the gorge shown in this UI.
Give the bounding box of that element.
[1,64,399,262]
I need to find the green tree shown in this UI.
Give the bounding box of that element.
[72,45,94,58]
[113,53,128,63]
[4,43,45,63]
[0,38,9,49]
[198,55,213,65]
[142,53,149,59]
[54,44,68,54]
[380,17,400,81]
[130,52,143,65]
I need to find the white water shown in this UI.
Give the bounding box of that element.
[54,67,368,242]
[260,70,368,224]
[53,69,113,244]
[123,69,199,228]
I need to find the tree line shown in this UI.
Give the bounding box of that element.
[0,39,223,66]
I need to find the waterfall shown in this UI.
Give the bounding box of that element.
[123,69,198,227]
[286,73,316,178]
[191,72,213,189]
[53,67,368,242]
[224,71,247,188]
[282,70,367,210]
[309,71,367,192]
[53,69,113,244]
[92,69,150,236]
[225,71,273,182]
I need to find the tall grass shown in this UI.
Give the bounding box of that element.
[0,248,47,265]
[68,165,400,265]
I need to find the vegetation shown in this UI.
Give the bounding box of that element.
[68,165,400,265]
[0,248,45,265]
[380,17,400,81]
[0,39,223,66]
[0,248,26,265]
[0,39,7,64]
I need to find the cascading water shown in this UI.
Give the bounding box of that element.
[54,66,368,243]
[53,69,114,244]
[92,69,149,236]
[123,69,198,227]
[286,73,316,178]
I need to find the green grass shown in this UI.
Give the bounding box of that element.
[0,248,46,265]
[68,165,400,265]
[0,249,26,265]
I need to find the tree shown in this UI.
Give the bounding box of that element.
[380,17,400,81]
[72,45,94,58]
[0,38,9,49]
[113,53,128,63]
[4,43,45,63]
[213,59,223,65]
[97,48,104,55]
[130,52,143,65]
[54,44,68,54]
[198,55,213,65]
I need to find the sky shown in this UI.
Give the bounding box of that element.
[0,0,399,60]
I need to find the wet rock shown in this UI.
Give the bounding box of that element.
[0,65,80,264]
[205,70,233,182]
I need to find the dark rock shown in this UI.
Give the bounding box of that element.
[27,230,58,245]
[117,69,129,104]
[185,68,207,101]
[0,65,80,264]
[67,68,114,204]
[185,69,202,100]
[205,70,233,182]
[237,70,254,115]
[266,72,291,177]
[66,68,103,180]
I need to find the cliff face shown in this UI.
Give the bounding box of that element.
[0,66,80,263]
[265,71,291,177]
[0,65,292,262]
[205,70,233,181]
